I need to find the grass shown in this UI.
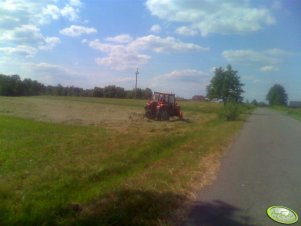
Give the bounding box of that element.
[271,105,301,121]
[0,96,248,225]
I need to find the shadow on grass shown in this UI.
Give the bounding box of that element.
[146,118,191,123]
[182,200,257,226]
[71,189,187,226]
[181,118,192,123]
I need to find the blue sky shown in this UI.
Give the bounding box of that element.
[0,0,300,101]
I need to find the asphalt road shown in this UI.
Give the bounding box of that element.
[183,108,301,226]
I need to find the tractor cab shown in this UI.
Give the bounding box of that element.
[145,92,183,120]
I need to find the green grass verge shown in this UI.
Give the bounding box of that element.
[271,105,301,121]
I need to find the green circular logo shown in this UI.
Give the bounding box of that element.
[267,206,298,224]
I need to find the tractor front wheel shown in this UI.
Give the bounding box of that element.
[145,109,153,119]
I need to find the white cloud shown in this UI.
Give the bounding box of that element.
[175,26,198,36]
[114,76,135,83]
[0,24,60,53]
[42,4,61,21]
[1,0,19,11]
[149,69,211,97]
[146,0,276,36]
[25,62,83,85]
[39,37,61,50]
[89,39,126,53]
[0,45,37,57]
[0,24,43,43]
[222,49,287,65]
[263,48,291,56]
[39,2,83,24]
[88,35,208,70]
[223,50,275,64]
[0,0,83,60]
[40,1,82,23]
[106,34,133,43]
[159,69,209,81]
[89,39,151,70]
[60,4,79,21]
[127,35,208,53]
[27,62,70,75]
[95,53,151,71]
[24,62,113,88]
[222,48,294,71]
[150,24,161,33]
[260,65,279,72]
[69,0,82,7]
[60,25,97,37]
[0,1,82,27]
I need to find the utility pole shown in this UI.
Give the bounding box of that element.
[135,68,139,98]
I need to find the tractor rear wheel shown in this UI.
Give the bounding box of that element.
[156,110,161,120]
[160,109,169,121]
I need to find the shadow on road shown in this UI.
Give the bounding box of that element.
[182,200,258,226]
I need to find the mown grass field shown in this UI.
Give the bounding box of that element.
[0,96,248,226]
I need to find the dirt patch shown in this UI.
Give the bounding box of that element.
[167,151,223,226]
[188,151,222,200]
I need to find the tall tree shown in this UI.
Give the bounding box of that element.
[266,84,288,106]
[207,65,244,104]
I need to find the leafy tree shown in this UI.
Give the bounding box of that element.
[93,87,104,97]
[207,65,244,104]
[266,84,288,106]
[125,88,153,99]
[56,84,66,96]
[135,88,143,99]
[143,88,152,99]
[10,75,23,96]
[66,86,84,96]
[251,99,258,106]
[115,86,126,98]
[0,74,10,95]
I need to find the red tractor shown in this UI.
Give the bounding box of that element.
[145,92,183,120]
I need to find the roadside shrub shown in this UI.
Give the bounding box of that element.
[220,102,241,121]
[244,103,256,111]
[240,103,256,114]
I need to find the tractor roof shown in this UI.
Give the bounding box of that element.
[154,91,175,96]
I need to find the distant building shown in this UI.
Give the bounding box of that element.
[289,101,301,108]
[192,95,205,101]
[211,98,223,103]
[176,96,186,101]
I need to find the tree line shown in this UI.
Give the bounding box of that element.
[206,65,289,106]
[0,74,152,99]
